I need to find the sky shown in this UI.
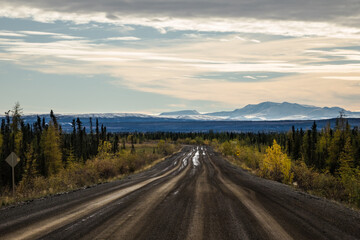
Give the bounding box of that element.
[0,0,360,114]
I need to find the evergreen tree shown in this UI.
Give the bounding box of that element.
[89,117,93,135]
[11,102,23,134]
[35,115,42,133]
[302,131,311,166]
[340,136,354,169]
[130,135,135,154]
[113,135,119,153]
[328,128,342,174]
[50,110,58,129]
[96,118,99,139]
[339,136,360,206]
[42,117,46,129]
[311,121,318,167]
[354,127,360,168]
[66,145,76,169]
[292,128,301,160]
[18,143,39,191]
[0,132,3,156]
[76,118,82,133]
[122,138,126,150]
[328,116,349,174]
[72,119,76,136]
[317,129,329,170]
[41,121,63,176]
[22,144,38,181]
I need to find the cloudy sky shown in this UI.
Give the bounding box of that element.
[1,0,360,114]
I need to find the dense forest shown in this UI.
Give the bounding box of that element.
[216,115,360,207]
[1,103,360,207]
[0,103,178,204]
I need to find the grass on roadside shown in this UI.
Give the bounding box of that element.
[0,142,180,208]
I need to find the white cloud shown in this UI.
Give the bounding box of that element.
[106,36,141,41]
[235,36,246,41]
[0,30,84,40]
[1,4,360,39]
[1,0,360,27]
[0,31,26,37]
[250,39,261,43]
[243,76,256,79]
[1,8,360,110]
[51,35,83,40]
[20,31,58,35]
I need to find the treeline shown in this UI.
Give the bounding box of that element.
[0,103,177,189]
[0,104,103,186]
[220,118,360,173]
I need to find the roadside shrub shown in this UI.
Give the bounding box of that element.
[339,166,360,207]
[221,140,239,156]
[292,161,345,200]
[97,141,113,158]
[66,162,98,187]
[90,158,117,180]
[221,141,233,156]
[236,146,263,170]
[313,172,344,200]
[292,162,316,191]
[157,140,175,155]
[1,142,179,207]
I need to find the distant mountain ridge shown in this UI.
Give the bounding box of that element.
[2,102,360,121]
[160,110,200,116]
[160,102,360,120]
[2,101,360,133]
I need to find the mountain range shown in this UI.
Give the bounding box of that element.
[2,102,360,133]
[159,102,360,120]
[2,102,360,122]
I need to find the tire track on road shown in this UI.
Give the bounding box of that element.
[196,147,268,240]
[87,148,196,240]
[205,147,293,240]
[186,147,206,240]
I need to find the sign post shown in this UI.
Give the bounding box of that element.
[5,152,20,196]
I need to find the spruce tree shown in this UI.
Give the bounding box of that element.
[41,121,63,176]
[89,117,93,134]
[11,102,23,134]
[50,110,58,129]
[113,135,119,153]
[0,132,3,156]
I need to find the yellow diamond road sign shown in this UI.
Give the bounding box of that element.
[6,152,20,168]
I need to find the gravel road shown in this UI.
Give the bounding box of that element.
[1,146,359,240]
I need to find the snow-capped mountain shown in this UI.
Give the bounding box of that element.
[3,102,360,133]
[160,102,360,120]
[5,102,360,123]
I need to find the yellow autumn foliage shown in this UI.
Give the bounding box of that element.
[97,140,113,158]
[41,122,63,176]
[261,140,293,184]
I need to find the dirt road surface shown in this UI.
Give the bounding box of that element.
[1,146,359,240]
